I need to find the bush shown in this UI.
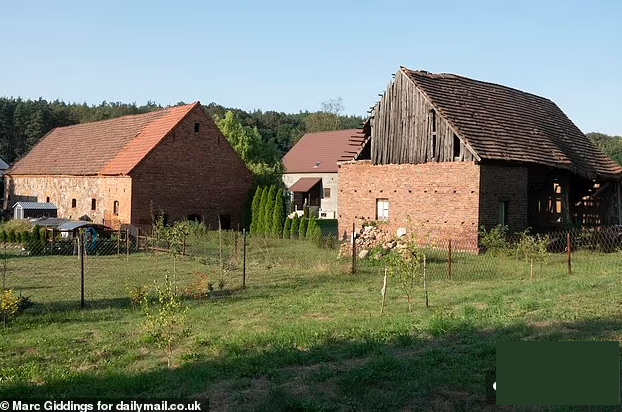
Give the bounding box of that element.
[290,215,299,239]
[283,218,291,238]
[184,272,210,299]
[264,186,277,237]
[271,189,285,238]
[127,286,149,308]
[0,230,5,243]
[1,289,32,326]
[256,187,269,236]
[303,204,309,219]
[250,186,263,235]
[20,231,30,244]
[299,218,307,240]
[7,230,16,243]
[478,225,509,255]
[325,233,337,249]
[38,227,47,241]
[311,226,323,248]
[306,215,317,241]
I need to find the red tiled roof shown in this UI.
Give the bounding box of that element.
[289,177,322,193]
[8,103,199,176]
[283,129,364,174]
[401,68,622,180]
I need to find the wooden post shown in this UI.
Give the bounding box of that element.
[447,239,452,280]
[351,222,356,275]
[242,229,247,289]
[79,231,85,309]
[566,233,572,275]
[530,258,534,281]
[234,231,239,260]
[381,268,388,315]
[182,232,186,256]
[423,255,429,308]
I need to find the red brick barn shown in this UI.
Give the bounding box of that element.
[4,102,253,231]
[338,68,622,248]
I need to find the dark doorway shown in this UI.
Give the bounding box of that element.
[188,214,202,223]
[218,214,231,230]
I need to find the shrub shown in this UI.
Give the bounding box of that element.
[311,226,323,248]
[184,272,210,299]
[516,229,550,266]
[250,186,263,235]
[264,186,277,237]
[20,231,30,244]
[325,233,337,250]
[306,215,317,241]
[385,238,423,312]
[289,198,295,214]
[127,285,149,309]
[142,275,188,368]
[0,230,5,243]
[271,189,285,238]
[256,187,269,236]
[7,230,16,243]
[38,227,46,241]
[299,218,307,240]
[478,225,509,255]
[290,215,300,239]
[303,204,309,219]
[1,289,32,327]
[283,218,292,238]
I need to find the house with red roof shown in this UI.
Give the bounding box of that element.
[338,67,622,246]
[4,102,253,231]
[283,129,364,219]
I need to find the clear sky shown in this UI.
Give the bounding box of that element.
[1,0,620,134]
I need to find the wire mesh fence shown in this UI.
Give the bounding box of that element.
[0,221,620,311]
[349,225,622,283]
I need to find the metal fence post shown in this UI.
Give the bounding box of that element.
[448,239,452,280]
[566,232,572,275]
[126,228,130,261]
[242,229,247,289]
[351,222,356,275]
[79,231,85,309]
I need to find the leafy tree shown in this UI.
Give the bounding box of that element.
[264,186,277,237]
[272,189,285,238]
[256,187,269,236]
[587,132,622,166]
[290,214,300,239]
[299,218,307,241]
[250,186,263,234]
[304,98,344,133]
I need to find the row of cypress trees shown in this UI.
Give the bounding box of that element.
[250,185,286,237]
[249,186,322,244]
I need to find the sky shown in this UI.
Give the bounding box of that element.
[0,0,620,135]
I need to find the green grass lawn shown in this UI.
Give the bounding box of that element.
[1,238,621,411]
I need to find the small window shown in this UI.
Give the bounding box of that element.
[376,199,389,221]
[46,196,50,203]
[499,201,509,226]
[323,188,331,198]
[113,201,119,216]
[91,198,97,211]
[194,123,200,133]
[431,135,437,160]
[430,110,437,133]
[71,199,76,208]
[453,134,461,159]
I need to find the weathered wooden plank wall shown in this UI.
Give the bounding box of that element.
[371,70,475,165]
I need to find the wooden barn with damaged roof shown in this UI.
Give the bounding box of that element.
[337,67,622,246]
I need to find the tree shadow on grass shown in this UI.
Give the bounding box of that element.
[2,317,620,412]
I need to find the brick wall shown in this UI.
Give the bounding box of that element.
[478,165,528,232]
[338,161,481,247]
[130,106,253,230]
[5,175,132,226]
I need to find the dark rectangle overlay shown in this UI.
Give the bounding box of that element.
[496,341,619,405]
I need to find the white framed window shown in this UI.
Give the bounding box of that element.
[376,199,389,221]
